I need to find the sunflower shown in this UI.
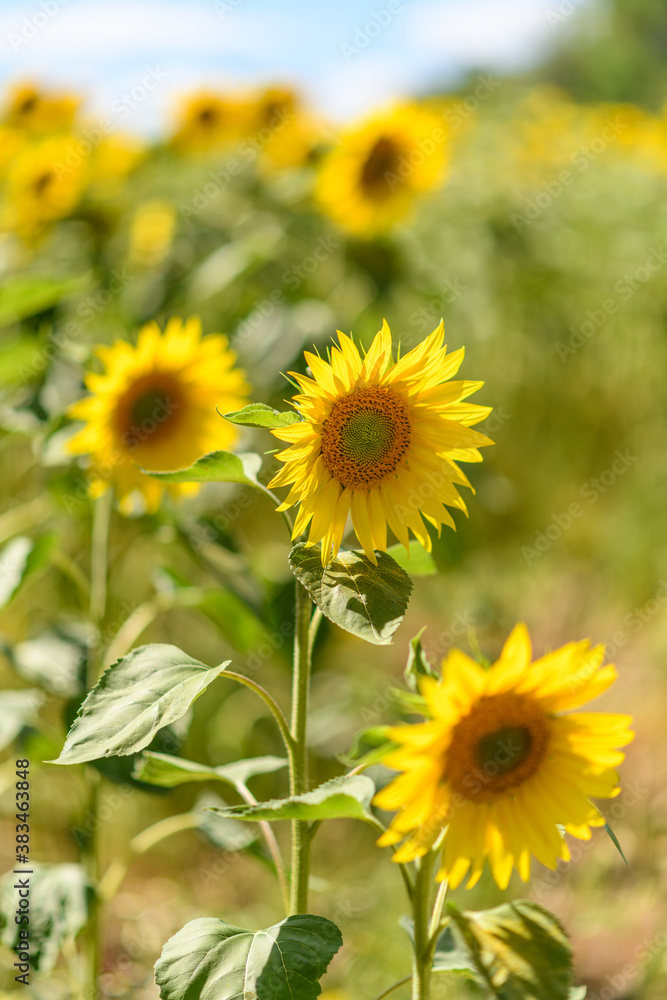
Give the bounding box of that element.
[315,104,448,237]
[4,82,79,136]
[4,135,88,239]
[269,321,491,564]
[68,317,250,514]
[171,90,249,152]
[374,624,634,890]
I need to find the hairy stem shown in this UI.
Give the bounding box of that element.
[411,854,436,1000]
[289,581,313,914]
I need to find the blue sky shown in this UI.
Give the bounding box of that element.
[0,0,581,132]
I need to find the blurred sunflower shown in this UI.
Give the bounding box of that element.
[129,201,176,267]
[4,134,88,239]
[4,82,79,135]
[248,86,329,172]
[315,104,448,236]
[0,126,25,179]
[374,624,634,890]
[68,317,250,514]
[171,90,249,152]
[269,320,491,564]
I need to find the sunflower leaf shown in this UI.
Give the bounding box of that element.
[602,820,630,868]
[289,544,412,645]
[386,542,437,576]
[443,900,574,1000]
[404,628,436,690]
[205,774,377,824]
[49,644,230,765]
[339,725,397,768]
[155,914,342,1000]
[141,451,262,487]
[223,403,300,428]
[133,750,287,789]
[0,863,92,974]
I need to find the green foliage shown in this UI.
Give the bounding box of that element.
[51,644,230,765]
[133,750,287,789]
[0,863,91,973]
[155,915,342,1000]
[143,451,263,486]
[0,533,56,607]
[340,725,397,768]
[386,542,437,576]
[0,275,86,328]
[223,403,301,428]
[206,774,377,825]
[404,629,437,691]
[442,900,575,999]
[0,689,44,751]
[289,544,412,645]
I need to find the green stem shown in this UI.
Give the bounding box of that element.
[411,854,436,1000]
[84,491,112,1000]
[372,977,412,1000]
[289,581,313,914]
[89,490,112,625]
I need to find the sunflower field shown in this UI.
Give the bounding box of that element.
[0,13,666,1000]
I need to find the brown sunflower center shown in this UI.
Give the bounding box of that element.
[114,374,184,452]
[33,171,54,196]
[197,106,219,127]
[319,386,411,490]
[360,136,401,198]
[445,693,550,804]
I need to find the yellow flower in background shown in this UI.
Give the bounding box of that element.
[129,201,176,267]
[247,86,330,173]
[171,90,250,152]
[315,104,448,237]
[4,134,88,239]
[375,624,634,890]
[89,135,145,191]
[269,321,491,564]
[68,317,250,514]
[4,82,79,135]
[0,126,25,179]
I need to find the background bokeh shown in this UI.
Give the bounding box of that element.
[1,0,666,997]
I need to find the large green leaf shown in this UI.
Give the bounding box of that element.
[0,690,44,752]
[50,644,230,766]
[143,451,262,486]
[207,774,377,824]
[223,403,301,428]
[133,751,287,789]
[0,863,91,974]
[155,914,342,1000]
[444,900,574,1000]
[289,544,412,645]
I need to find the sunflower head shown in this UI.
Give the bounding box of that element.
[4,135,88,239]
[4,82,80,135]
[67,316,250,514]
[374,624,634,890]
[269,320,492,564]
[315,104,448,236]
[171,91,250,152]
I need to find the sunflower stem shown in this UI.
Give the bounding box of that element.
[83,491,113,1000]
[289,580,313,914]
[411,853,436,1000]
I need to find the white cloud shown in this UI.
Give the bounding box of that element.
[405,0,558,71]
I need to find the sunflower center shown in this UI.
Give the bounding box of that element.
[445,693,550,804]
[198,106,218,127]
[115,374,184,452]
[320,386,411,490]
[33,171,54,196]
[360,136,401,198]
